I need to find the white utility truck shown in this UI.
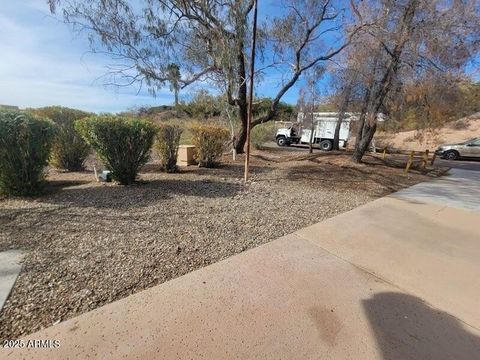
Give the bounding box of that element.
[275,112,356,151]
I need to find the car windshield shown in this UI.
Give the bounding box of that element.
[459,138,478,144]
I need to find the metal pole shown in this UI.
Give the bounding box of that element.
[244,0,258,182]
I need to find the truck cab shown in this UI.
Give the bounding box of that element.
[276,125,300,146]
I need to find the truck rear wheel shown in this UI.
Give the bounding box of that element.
[276,136,287,147]
[320,140,333,151]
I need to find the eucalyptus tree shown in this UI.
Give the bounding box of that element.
[298,66,324,154]
[48,0,362,153]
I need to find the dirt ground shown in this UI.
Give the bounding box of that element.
[375,112,480,151]
[0,149,442,340]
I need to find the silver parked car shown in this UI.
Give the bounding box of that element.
[435,138,480,160]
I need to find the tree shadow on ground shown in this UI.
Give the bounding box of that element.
[283,162,411,193]
[38,178,243,209]
[141,162,273,178]
[363,292,480,360]
[194,163,273,177]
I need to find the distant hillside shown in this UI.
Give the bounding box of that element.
[376,112,480,151]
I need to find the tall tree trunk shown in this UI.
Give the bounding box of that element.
[352,86,372,162]
[174,88,179,107]
[333,113,344,151]
[333,84,353,150]
[309,87,316,154]
[352,114,377,162]
[309,105,315,153]
[234,101,248,154]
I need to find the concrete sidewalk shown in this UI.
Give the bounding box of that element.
[4,170,480,359]
[0,250,23,311]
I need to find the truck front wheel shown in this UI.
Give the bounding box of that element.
[276,136,287,147]
[320,140,333,151]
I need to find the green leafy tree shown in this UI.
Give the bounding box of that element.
[49,0,360,153]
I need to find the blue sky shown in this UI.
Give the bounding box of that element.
[3,1,477,113]
[0,1,174,112]
[1,0,316,113]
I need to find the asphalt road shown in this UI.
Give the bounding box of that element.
[265,142,480,172]
[433,158,480,171]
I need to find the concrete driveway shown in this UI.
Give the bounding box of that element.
[4,169,480,359]
[0,250,23,311]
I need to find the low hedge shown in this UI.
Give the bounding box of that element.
[155,124,183,173]
[31,106,91,171]
[189,124,229,167]
[0,111,55,195]
[75,115,157,185]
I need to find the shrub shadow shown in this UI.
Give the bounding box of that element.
[141,162,273,178]
[39,178,243,209]
[283,162,409,193]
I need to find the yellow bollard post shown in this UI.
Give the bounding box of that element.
[423,149,429,169]
[405,151,415,173]
[383,147,387,160]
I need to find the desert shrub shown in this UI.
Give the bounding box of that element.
[450,119,470,130]
[251,122,275,149]
[155,123,183,173]
[31,106,90,171]
[0,111,55,196]
[403,134,417,143]
[76,115,157,185]
[180,89,222,119]
[189,124,229,167]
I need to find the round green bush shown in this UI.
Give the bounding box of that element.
[75,115,157,185]
[31,107,91,171]
[0,111,55,196]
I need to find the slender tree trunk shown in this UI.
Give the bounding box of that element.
[333,85,353,150]
[174,88,179,107]
[309,106,315,153]
[309,89,315,153]
[352,87,372,162]
[234,101,248,154]
[333,114,344,151]
[352,115,377,162]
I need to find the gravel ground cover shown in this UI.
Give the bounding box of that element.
[0,150,440,339]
